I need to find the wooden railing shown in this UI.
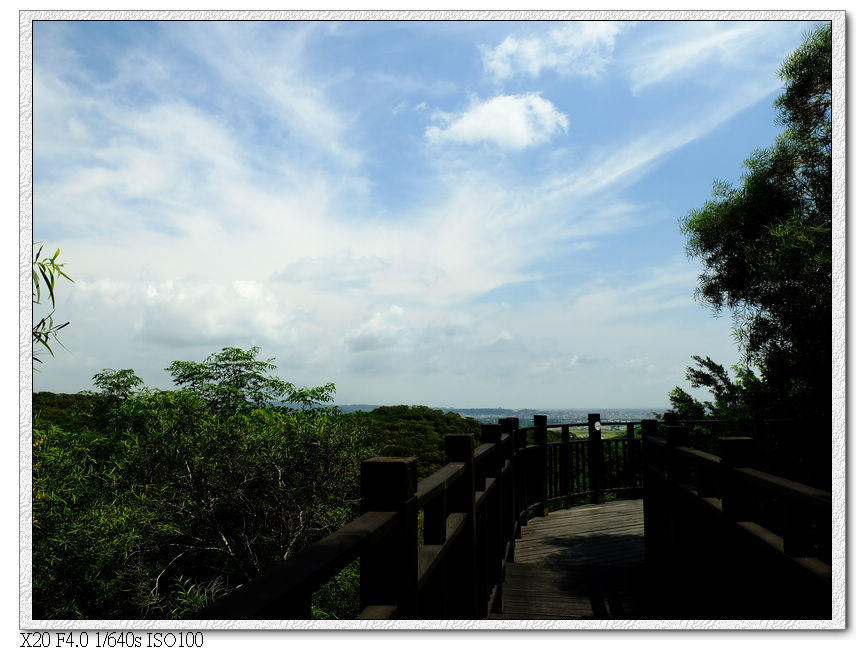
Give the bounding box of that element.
[525,414,644,511]
[200,412,832,620]
[661,414,829,490]
[641,420,832,619]
[201,414,642,620]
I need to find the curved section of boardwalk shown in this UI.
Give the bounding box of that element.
[492,499,645,619]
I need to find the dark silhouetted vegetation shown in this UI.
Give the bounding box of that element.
[671,25,831,439]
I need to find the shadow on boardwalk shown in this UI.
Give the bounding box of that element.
[492,499,648,619]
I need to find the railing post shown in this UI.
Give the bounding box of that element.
[641,419,658,438]
[359,457,419,618]
[444,434,479,618]
[665,425,689,486]
[499,417,517,560]
[533,415,548,516]
[640,419,658,493]
[719,436,755,522]
[516,418,529,529]
[481,423,504,614]
[625,422,636,496]
[560,425,572,509]
[588,413,604,504]
[420,475,448,619]
[640,419,664,570]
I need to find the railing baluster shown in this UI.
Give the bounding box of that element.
[517,422,528,529]
[499,418,517,560]
[481,424,504,614]
[534,415,548,516]
[625,423,635,493]
[560,425,571,508]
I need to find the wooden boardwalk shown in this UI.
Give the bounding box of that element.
[491,499,646,619]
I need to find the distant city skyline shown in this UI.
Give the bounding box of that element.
[30,16,827,408]
[336,405,666,428]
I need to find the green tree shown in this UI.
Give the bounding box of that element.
[355,405,482,478]
[166,346,334,413]
[679,24,831,420]
[668,386,707,421]
[669,355,770,421]
[32,244,73,365]
[92,368,144,400]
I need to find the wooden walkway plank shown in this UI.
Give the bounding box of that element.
[491,499,646,620]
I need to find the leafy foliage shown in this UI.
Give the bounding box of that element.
[678,24,832,421]
[92,369,144,401]
[667,386,706,421]
[32,244,73,365]
[32,349,491,619]
[32,352,374,619]
[33,391,113,432]
[668,355,771,421]
[166,346,334,413]
[353,405,482,478]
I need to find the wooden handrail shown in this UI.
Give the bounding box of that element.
[731,466,831,509]
[200,510,397,619]
[416,461,466,507]
[649,436,831,511]
[641,426,832,619]
[199,414,644,620]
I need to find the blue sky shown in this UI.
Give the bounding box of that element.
[30,18,827,408]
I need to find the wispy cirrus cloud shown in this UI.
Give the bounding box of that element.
[540,74,784,204]
[480,22,623,81]
[165,22,366,169]
[425,93,568,150]
[624,22,798,94]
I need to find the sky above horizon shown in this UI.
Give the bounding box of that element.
[30,18,826,408]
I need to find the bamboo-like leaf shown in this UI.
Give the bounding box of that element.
[39,266,54,307]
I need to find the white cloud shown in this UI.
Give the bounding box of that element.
[343,305,412,353]
[625,22,793,94]
[60,278,297,366]
[442,312,474,340]
[426,93,568,150]
[169,22,365,169]
[481,22,622,81]
[138,280,295,346]
[275,251,389,291]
